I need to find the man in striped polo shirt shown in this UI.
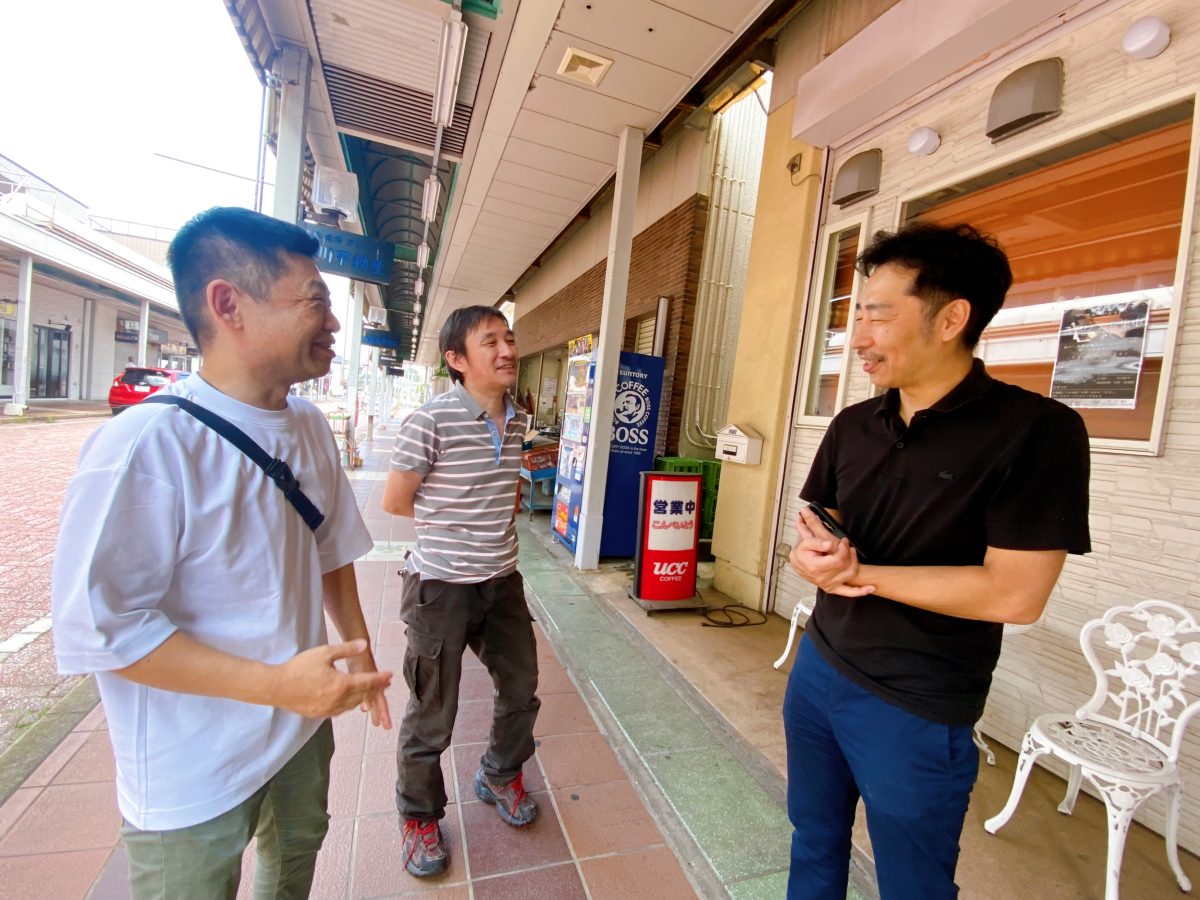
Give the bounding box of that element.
[382,306,540,878]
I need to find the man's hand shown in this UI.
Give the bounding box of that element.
[345,644,393,729]
[271,639,393,719]
[788,507,875,598]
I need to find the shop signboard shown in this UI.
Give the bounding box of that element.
[362,329,400,349]
[302,223,396,285]
[631,472,702,603]
[551,350,664,556]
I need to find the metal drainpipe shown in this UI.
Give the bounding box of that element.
[684,115,731,449]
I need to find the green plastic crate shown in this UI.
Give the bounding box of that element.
[700,459,722,494]
[655,456,704,475]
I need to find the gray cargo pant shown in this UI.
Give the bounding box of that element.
[395,569,540,821]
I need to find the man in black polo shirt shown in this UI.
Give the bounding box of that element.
[784,222,1090,900]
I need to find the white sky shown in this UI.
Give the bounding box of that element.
[1,0,274,229]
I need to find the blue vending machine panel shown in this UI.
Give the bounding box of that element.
[551,351,664,557]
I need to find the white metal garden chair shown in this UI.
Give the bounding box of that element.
[984,599,1200,900]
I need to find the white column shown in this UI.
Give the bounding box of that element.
[575,126,643,569]
[366,348,378,441]
[137,300,150,367]
[346,281,364,428]
[3,254,33,416]
[80,298,93,399]
[272,43,311,224]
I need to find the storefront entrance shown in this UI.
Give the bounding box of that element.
[30,325,70,399]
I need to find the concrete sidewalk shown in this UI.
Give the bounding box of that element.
[0,422,794,899]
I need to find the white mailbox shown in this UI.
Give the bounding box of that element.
[715,423,763,465]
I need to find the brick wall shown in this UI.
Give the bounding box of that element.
[516,195,709,455]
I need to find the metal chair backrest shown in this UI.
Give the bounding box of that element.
[1077,599,1200,761]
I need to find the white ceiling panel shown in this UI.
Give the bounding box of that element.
[481,197,569,229]
[493,160,595,203]
[522,78,659,136]
[474,213,558,242]
[501,138,614,184]
[652,0,765,32]
[486,181,582,218]
[554,0,732,75]
[537,31,690,113]
[510,110,621,163]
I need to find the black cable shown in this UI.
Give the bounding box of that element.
[701,604,768,628]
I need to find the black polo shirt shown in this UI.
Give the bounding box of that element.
[801,359,1091,726]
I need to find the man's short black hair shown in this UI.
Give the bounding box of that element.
[167,207,319,348]
[439,306,511,385]
[857,222,1012,349]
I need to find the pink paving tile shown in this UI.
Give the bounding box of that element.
[310,816,354,900]
[0,848,113,900]
[77,702,108,731]
[553,779,666,858]
[458,666,496,702]
[330,754,363,819]
[0,782,120,855]
[52,730,117,784]
[535,733,626,789]
[364,717,404,755]
[579,845,697,900]
[357,752,455,815]
[460,792,570,879]
[24,730,88,786]
[352,808,468,898]
[0,788,40,842]
[451,742,545,800]
[536,659,575,695]
[334,709,369,755]
[531,693,596,737]
[378,621,408,646]
[472,862,587,900]
[451,700,494,743]
[88,846,132,900]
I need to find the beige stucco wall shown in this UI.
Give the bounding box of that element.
[710,98,822,606]
[765,0,1200,851]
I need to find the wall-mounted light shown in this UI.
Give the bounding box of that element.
[416,242,430,268]
[1122,16,1171,60]
[421,176,440,222]
[906,126,941,156]
[433,10,467,127]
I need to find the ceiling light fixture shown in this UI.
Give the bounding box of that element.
[414,278,426,297]
[416,242,430,268]
[421,176,440,222]
[433,10,467,127]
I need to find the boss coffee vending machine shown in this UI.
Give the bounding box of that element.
[552,349,664,557]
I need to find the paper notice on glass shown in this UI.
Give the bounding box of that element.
[1049,298,1150,409]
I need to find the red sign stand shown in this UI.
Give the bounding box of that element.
[629,472,708,613]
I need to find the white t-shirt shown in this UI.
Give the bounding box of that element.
[51,375,373,830]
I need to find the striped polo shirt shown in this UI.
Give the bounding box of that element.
[390,382,526,583]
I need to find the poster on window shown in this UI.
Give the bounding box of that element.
[1049,298,1150,409]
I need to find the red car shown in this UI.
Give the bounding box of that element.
[108,366,189,414]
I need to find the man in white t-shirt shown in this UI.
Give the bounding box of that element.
[51,207,392,899]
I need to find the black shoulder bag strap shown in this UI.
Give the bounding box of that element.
[143,394,325,532]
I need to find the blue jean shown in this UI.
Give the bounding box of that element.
[783,636,979,900]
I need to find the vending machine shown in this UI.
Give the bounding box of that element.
[552,349,665,557]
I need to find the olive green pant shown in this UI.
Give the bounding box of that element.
[121,719,334,900]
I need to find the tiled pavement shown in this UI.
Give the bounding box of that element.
[0,420,800,899]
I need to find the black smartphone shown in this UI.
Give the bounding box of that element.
[804,501,866,562]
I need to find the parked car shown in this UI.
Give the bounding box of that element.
[108,366,189,414]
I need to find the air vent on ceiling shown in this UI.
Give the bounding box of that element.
[556,47,613,88]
